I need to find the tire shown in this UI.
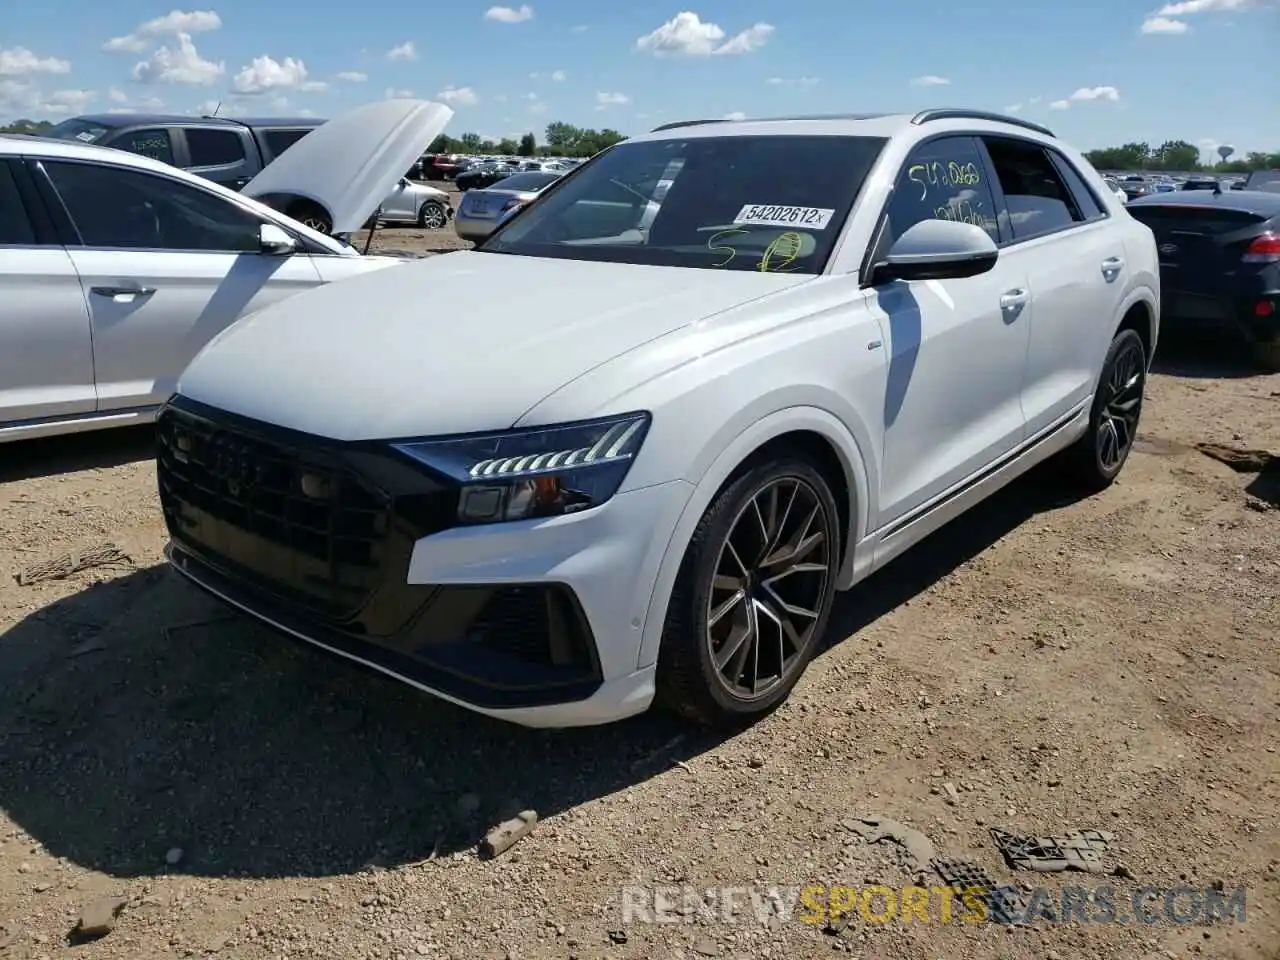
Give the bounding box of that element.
[1251,341,1280,373]
[1060,328,1147,492]
[655,454,840,726]
[288,201,332,235]
[418,201,447,230]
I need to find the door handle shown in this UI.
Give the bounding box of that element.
[1101,256,1125,279]
[90,284,156,298]
[1000,288,1028,310]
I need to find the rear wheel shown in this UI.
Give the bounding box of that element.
[418,201,447,230]
[288,201,332,235]
[655,454,839,726]
[1060,328,1147,492]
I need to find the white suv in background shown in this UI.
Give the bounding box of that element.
[158,109,1160,729]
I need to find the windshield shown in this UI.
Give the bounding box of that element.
[480,134,886,274]
[495,171,561,192]
[43,118,112,144]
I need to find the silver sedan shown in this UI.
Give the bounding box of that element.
[454,170,562,243]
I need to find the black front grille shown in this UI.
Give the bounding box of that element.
[157,403,393,619]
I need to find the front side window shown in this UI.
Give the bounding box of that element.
[481,134,887,274]
[884,136,1000,244]
[43,161,265,252]
[0,163,36,245]
[186,128,247,166]
[111,127,176,165]
[983,137,1085,241]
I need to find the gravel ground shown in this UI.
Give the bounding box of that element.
[0,258,1277,959]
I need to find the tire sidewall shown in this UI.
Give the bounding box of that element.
[1088,329,1146,482]
[419,201,445,229]
[679,457,840,721]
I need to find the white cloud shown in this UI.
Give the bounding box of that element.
[1141,15,1190,31]
[767,76,818,86]
[104,9,221,54]
[40,88,95,114]
[1070,85,1120,102]
[635,12,774,57]
[0,47,72,76]
[485,4,534,22]
[335,71,367,82]
[105,87,165,111]
[1049,100,1071,110]
[0,79,95,116]
[596,91,630,107]
[722,111,746,121]
[528,100,548,115]
[233,55,324,94]
[437,85,478,106]
[1004,103,1022,113]
[197,98,243,116]
[385,87,413,99]
[132,34,224,86]
[550,69,566,81]
[386,41,417,61]
[911,75,950,86]
[570,24,589,33]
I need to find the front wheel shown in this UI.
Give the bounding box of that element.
[288,201,332,235]
[418,201,447,230]
[655,455,839,726]
[1060,328,1147,492]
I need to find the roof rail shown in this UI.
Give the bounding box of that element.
[910,108,1054,138]
[651,112,893,133]
[650,119,723,132]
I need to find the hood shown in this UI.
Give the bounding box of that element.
[176,252,810,441]
[242,99,453,235]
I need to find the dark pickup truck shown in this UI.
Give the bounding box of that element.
[41,113,327,190]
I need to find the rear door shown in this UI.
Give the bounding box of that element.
[34,157,323,412]
[1126,202,1270,328]
[0,159,95,427]
[977,136,1126,436]
[178,126,257,190]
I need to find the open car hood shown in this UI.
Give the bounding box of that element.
[242,99,453,235]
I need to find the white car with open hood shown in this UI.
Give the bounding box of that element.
[159,109,1160,729]
[0,98,452,443]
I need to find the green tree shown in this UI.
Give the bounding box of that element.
[0,118,52,134]
[517,132,537,156]
[496,137,520,155]
[544,121,581,152]
[1150,139,1201,171]
[1084,142,1151,171]
[458,132,482,152]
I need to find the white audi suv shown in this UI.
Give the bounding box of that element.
[157,109,1160,728]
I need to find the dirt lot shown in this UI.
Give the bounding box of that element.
[0,253,1278,958]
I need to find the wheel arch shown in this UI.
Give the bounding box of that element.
[1115,294,1157,369]
[635,406,872,672]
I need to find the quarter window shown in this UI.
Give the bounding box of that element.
[186,128,247,167]
[0,163,36,245]
[1048,151,1105,221]
[111,127,175,165]
[262,129,312,158]
[981,137,1084,241]
[885,136,1000,244]
[43,161,265,252]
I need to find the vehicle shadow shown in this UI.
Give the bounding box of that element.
[1151,336,1263,380]
[0,466,1072,881]
[0,425,157,483]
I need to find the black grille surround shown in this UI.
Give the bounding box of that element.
[156,396,603,710]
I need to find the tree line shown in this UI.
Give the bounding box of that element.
[427,122,628,158]
[1084,139,1280,173]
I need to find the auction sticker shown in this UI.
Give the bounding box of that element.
[734,204,834,229]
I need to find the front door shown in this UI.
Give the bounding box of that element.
[869,135,1030,529]
[38,158,323,411]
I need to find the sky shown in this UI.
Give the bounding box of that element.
[2,0,1277,160]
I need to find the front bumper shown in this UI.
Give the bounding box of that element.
[155,397,692,727]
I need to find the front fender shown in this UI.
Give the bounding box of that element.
[634,405,873,672]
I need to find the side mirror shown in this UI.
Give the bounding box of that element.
[399,176,410,186]
[258,222,298,256]
[874,219,998,284]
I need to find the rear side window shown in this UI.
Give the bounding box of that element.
[885,135,1001,243]
[262,129,312,158]
[186,128,246,166]
[982,137,1084,242]
[110,127,175,165]
[0,163,36,244]
[1048,152,1105,221]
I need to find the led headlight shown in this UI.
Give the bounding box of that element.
[392,412,651,524]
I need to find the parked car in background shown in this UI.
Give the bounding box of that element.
[421,154,462,180]
[156,108,1158,729]
[455,160,520,192]
[1128,189,1280,370]
[1103,176,1128,203]
[1180,177,1221,192]
[44,111,453,235]
[454,170,562,242]
[1120,175,1151,201]
[1242,170,1280,193]
[0,99,452,444]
